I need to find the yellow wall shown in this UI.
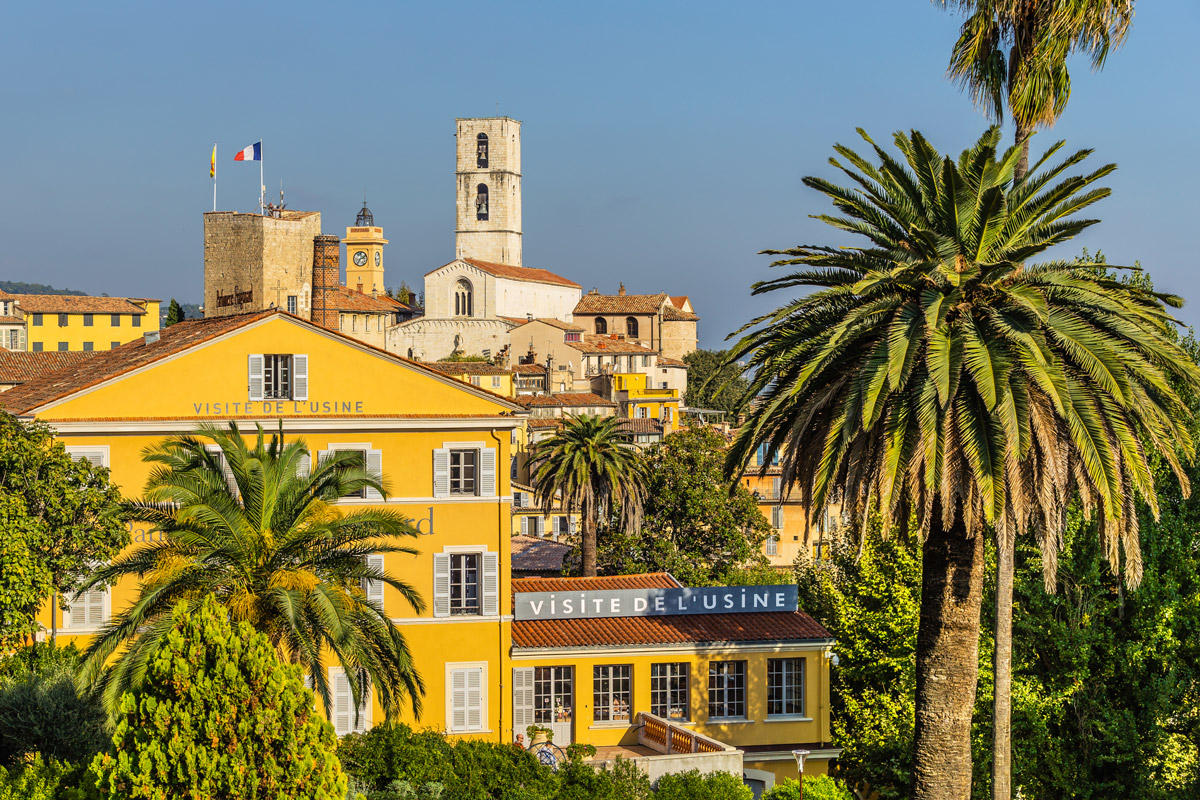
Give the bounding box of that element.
[26,300,160,353]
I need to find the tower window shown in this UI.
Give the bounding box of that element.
[595,317,607,335]
[476,133,489,169]
[475,184,489,221]
[626,317,638,338]
[454,279,474,318]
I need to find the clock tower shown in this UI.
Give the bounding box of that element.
[343,202,388,295]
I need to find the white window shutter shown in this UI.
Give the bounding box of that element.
[772,505,784,529]
[450,669,468,731]
[513,491,524,509]
[433,449,450,498]
[482,551,499,616]
[772,477,782,499]
[364,554,385,606]
[480,448,497,496]
[570,516,577,536]
[292,354,308,400]
[364,449,383,501]
[433,553,451,618]
[333,670,351,736]
[248,354,264,401]
[466,668,483,730]
[520,516,529,536]
[298,453,311,477]
[87,588,106,626]
[535,516,544,537]
[513,667,535,732]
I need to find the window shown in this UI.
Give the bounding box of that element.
[470,376,481,386]
[448,665,486,732]
[756,443,781,467]
[533,666,573,726]
[330,667,369,736]
[83,342,93,351]
[767,658,805,717]
[58,313,68,326]
[637,407,648,419]
[67,583,108,629]
[83,314,93,327]
[554,516,572,538]
[449,553,480,615]
[492,376,502,389]
[475,183,489,220]
[58,342,68,351]
[432,551,499,617]
[595,317,607,335]
[766,534,778,556]
[287,295,297,314]
[772,505,784,529]
[32,314,43,326]
[32,342,43,352]
[6,330,19,350]
[642,355,650,367]
[450,449,477,495]
[513,490,526,509]
[708,661,746,719]
[132,315,141,328]
[111,314,120,326]
[247,354,308,401]
[594,665,632,722]
[565,332,581,343]
[476,132,489,168]
[454,279,474,317]
[520,515,545,536]
[651,663,689,721]
[625,317,639,337]
[110,341,120,349]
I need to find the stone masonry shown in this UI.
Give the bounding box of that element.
[203,211,321,318]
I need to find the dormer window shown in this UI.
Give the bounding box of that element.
[564,332,581,343]
[476,133,489,168]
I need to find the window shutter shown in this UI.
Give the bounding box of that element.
[535,516,544,537]
[450,669,468,731]
[520,516,529,536]
[480,448,497,496]
[569,516,577,536]
[293,354,308,400]
[248,354,264,401]
[772,505,784,529]
[364,449,383,500]
[466,668,483,730]
[87,588,106,626]
[66,448,107,467]
[220,453,239,498]
[364,554,385,606]
[354,689,369,734]
[772,477,781,499]
[756,443,767,466]
[298,453,311,477]
[332,670,351,735]
[513,667,535,733]
[433,449,450,498]
[482,551,499,616]
[433,553,451,618]
[513,491,524,508]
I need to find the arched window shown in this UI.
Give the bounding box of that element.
[625,317,639,338]
[476,133,489,168]
[454,279,474,317]
[475,184,489,221]
[595,317,608,335]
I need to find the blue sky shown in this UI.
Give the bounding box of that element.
[2,1,1197,348]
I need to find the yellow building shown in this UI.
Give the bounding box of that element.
[0,290,160,353]
[740,444,841,567]
[602,372,681,433]
[511,481,580,539]
[423,360,517,398]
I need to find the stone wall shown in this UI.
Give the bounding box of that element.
[203,211,321,318]
[660,319,698,361]
[386,317,515,362]
[455,117,522,266]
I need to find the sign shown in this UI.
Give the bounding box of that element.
[190,400,366,416]
[513,585,799,621]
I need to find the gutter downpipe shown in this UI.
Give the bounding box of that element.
[489,427,506,740]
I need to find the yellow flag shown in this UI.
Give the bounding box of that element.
[210,144,217,179]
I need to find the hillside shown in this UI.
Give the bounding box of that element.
[0,281,87,296]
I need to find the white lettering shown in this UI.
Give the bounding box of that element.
[530,601,544,616]
[610,598,621,613]
[677,596,687,610]
[753,592,768,608]
[654,596,665,611]
[724,594,735,609]
[562,599,573,614]
[592,598,604,613]
[633,598,648,612]
[775,592,787,608]
[703,595,717,610]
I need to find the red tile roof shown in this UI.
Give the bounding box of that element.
[511,574,832,649]
[430,258,581,289]
[421,361,510,375]
[0,351,97,385]
[525,418,562,429]
[328,287,408,313]
[616,418,665,435]
[8,295,152,315]
[510,317,584,332]
[567,334,658,355]
[0,316,23,324]
[510,536,572,574]
[657,356,688,367]
[512,364,548,374]
[516,392,616,408]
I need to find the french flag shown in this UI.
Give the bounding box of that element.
[233,141,261,162]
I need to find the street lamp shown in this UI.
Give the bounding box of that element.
[792,749,811,799]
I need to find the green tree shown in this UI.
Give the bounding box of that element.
[683,349,751,417]
[0,645,108,766]
[725,128,1200,800]
[597,427,770,585]
[529,415,647,577]
[77,423,425,722]
[652,770,752,800]
[164,299,184,327]
[90,595,347,800]
[763,775,855,800]
[0,413,127,643]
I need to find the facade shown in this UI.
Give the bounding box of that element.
[0,291,160,353]
[511,482,580,540]
[203,210,323,319]
[422,361,516,399]
[456,117,523,267]
[572,287,699,361]
[508,318,586,392]
[591,372,681,434]
[740,445,842,567]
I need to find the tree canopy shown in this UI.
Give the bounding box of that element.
[683,349,751,416]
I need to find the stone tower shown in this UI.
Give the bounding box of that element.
[455,117,522,267]
[343,202,388,295]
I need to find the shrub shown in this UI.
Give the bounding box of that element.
[0,663,108,766]
[763,775,855,800]
[0,755,101,800]
[652,770,753,800]
[90,594,347,799]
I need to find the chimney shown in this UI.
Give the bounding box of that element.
[618,282,626,297]
[526,312,534,322]
[143,331,160,344]
[356,280,364,295]
[311,235,341,330]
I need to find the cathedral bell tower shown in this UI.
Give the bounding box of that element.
[455,117,522,267]
[343,202,388,295]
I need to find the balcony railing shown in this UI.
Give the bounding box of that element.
[637,711,735,756]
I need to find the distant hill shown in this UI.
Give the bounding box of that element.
[0,281,87,296]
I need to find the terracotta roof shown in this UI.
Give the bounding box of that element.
[670,296,691,311]
[511,573,831,648]
[0,351,96,385]
[421,361,510,375]
[430,258,581,289]
[516,392,616,408]
[8,295,150,315]
[574,293,667,315]
[327,287,407,313]
[616,418,665,435]
[512,364,547,374]
[567,334,658,355]
[658,356,688,367]
[510,536,571,574]
[510,317,584,332]
[662,305,699,321]
[526,418,562,429]
[0,316,23,324]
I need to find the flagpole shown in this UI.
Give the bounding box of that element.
[259,138,265,215]
[212,142,217,212]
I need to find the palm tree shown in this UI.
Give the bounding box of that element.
[76,423,425,725]
[529,414,647,577]
[941,0,1135,178]
[939,5,1136,794]
[725,127,1200,800]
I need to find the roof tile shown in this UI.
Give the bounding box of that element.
[431,258,581,289]
[0,351,97,384]
[515,392,616,408]
[8,295,151,315]
[567,334,658,355]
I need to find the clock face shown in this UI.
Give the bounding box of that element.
[375,251,381,267]
[353,250,368,267]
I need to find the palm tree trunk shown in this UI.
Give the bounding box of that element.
[992,542,1014,800]
[1013,120,1033,183]
[581,503,598,577]
[912,505,987,800]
